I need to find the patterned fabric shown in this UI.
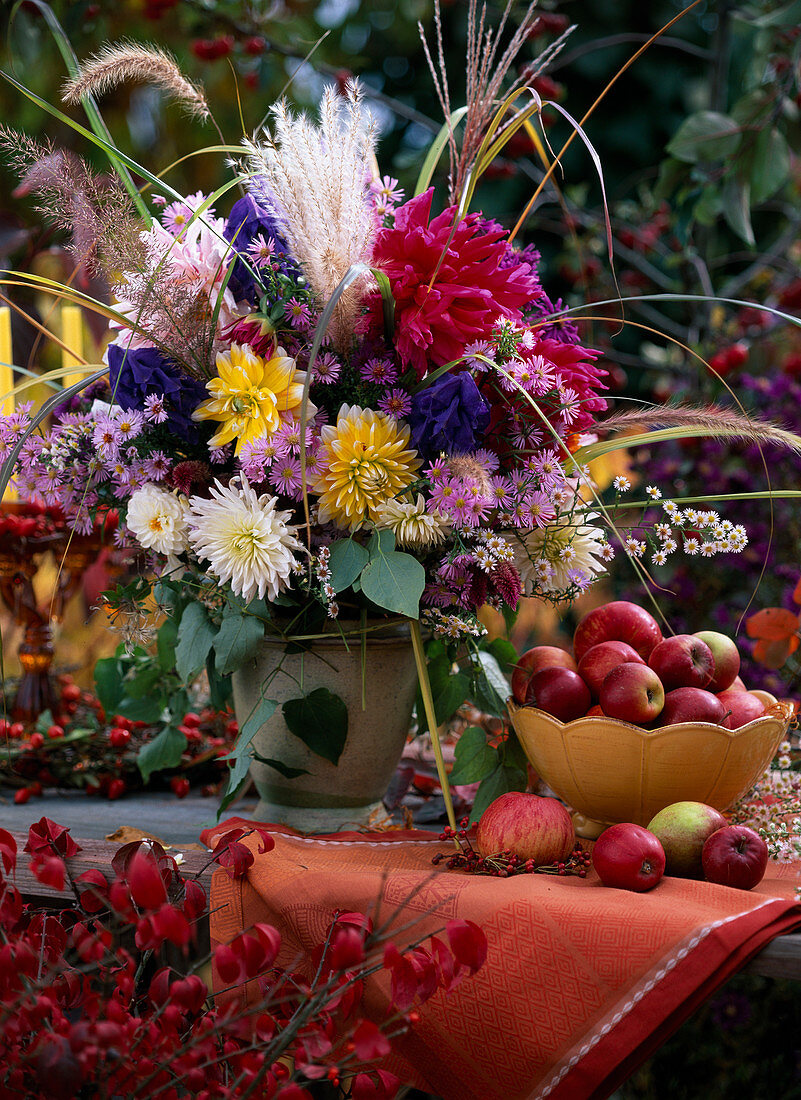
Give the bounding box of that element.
[203,820,801,1100]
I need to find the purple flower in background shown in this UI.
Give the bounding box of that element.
[106,343,208,442]
[223,194,297,301]
[409,372,491,459]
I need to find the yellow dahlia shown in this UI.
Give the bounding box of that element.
[311,404,421,532]
[192,342,313,455]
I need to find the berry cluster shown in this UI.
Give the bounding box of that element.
[433,820,592,878]
[0,819,489,1098]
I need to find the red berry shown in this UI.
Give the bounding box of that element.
[225,719,239,737]
[107,779,126,801]
[47,724,65,740]
[0,719,9,737]
[29,732,45,750]
[14,788,30,804]
[29,781,43,796]
[244,36,265,55]
[9,722,25,738]
[182,712,201,729]
[109,727,131,749]
[170,777,190,799]
[61,683,82,702]
[112,716,132,730]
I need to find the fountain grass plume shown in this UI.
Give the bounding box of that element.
[61,41,210,122]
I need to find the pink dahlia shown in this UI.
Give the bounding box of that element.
[366,189,542,378]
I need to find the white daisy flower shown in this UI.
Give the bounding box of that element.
[187,476,302,603]
[684,538,700,555]
[613,476,631,492]
[126,483,188,563]
[646,485,662,500]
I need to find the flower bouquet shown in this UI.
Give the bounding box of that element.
[1,0,798,828]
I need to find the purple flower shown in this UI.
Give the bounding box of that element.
[409,372,490,459]
[223,195,297,301]
[106,343,208,443]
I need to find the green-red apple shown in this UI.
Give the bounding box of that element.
[694,630,741,692]
[647,801,727,878]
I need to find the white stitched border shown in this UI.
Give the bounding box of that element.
[532,895,777,1099]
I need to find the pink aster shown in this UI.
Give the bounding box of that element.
[144,394,168,424]
[270,457,303,499]
[312,351,341,384]
[286,298,312,331]
[364,188,542,378]
[378,388,412,419]
[360,356,398,385]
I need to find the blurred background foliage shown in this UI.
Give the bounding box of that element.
[3,0,801,691]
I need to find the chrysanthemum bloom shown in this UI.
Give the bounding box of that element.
[187,477,302,602]
[126,484,188,562]
[373,494,450,549]
[365,189,542,377]
[192,343,313,455]
[513,513,607,595]
[311,404,421,531]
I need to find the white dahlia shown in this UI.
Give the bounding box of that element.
[126,484,188,562]
[513,513,607,595]
[373,494,451,549]
[187,477,302,602]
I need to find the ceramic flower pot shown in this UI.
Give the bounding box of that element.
[232,624,419,832]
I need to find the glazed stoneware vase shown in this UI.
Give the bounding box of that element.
[232,624,419,832]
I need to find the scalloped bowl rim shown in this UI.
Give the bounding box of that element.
[507,699,795,739]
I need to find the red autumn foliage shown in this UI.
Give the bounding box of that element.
[0,820,488,1097]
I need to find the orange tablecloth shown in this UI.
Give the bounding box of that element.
[203,820,801,1100]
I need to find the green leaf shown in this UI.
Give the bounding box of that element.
[282,687,348,765]
[434,671,470,724]
[749,129,791,204]
[470,651,510,716]
[137,725,187,783]
[485,637,518,672]
[723,176,755,246]
[115,695,164,724]
[502,730,530,774]
[469,763,527,825]
[206,650,232,711]
[175,602,218,682]
[123,666,163,699]
[94,657,124,714]
[448,727,497,785]
[34,709,54,735]
[368,528,396,555]
[666,111,740,164]
[328,538,369,593]
[214,607,265,676]
[157,618,179,673]
[218,695,277,815]
[360,550,425,618]
[251,754,310,779]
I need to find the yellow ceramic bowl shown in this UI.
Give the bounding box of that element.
[508,699,793,832]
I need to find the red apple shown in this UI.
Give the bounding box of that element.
[730,675,747,691]
[647,801,727,878]
[511,645,577,705]
[599,662,665,725]
[573,601,663,662]
[524,667,591,723]
[592,823,666,892]
[702,825,768,889]
[660,687,726,726]
[577,640,645,698]
[717,689,765,729]
[648,634,715,691]
[476,792,575,864]
[694,630,740,692]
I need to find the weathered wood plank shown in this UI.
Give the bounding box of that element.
[742,933,801,981]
